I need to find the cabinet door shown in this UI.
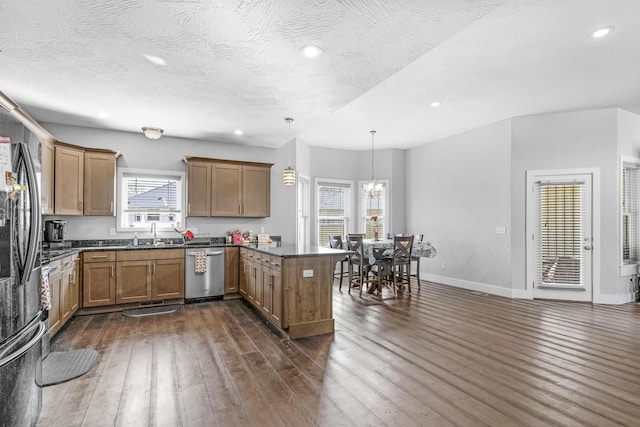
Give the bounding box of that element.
[186,161,211,217]
[225,247,239,294]
[83,261,116,307]
[54,145,84,215]
[270,268,282,328]
[261,267,273,317]
[48,271,62,336]
[152,258,184,300]
[61,259,79,323]
[116,261,152,304]
[41,140,55,215]
[239,256,249,298]
[242,165,270,217]
[212,163,242,216]
[84,151,116,216]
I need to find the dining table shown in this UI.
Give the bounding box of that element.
[362,238,437,293]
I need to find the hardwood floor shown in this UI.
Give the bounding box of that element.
[38,280,640,426]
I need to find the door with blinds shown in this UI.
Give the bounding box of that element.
[528,173,593,301]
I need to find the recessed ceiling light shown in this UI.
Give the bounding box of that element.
[234,130,243,135]
[300,45,322,58]
[143,54,167,66]
[96,112,109,118]
[430,101,441,108]
[590,26,615,38]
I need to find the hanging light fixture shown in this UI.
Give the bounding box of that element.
[283,117,296,186]
[364,130,383,198]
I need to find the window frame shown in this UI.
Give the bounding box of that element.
[116,167,185,232]
[315,178,354,247]
[620,156,640,275]
[358,179,390,239]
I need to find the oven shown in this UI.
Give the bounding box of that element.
[185,248,225,302]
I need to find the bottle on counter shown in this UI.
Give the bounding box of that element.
[133,232,138,246]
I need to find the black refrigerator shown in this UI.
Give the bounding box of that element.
[0,112,45,426]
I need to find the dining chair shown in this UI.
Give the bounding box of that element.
[329,235,349,290]
[377,235,414,295]
[346,233,371,295]
[411,233,424,287]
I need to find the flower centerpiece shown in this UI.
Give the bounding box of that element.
[369,215,379,240]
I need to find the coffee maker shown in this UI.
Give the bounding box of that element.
[43,220,66,243]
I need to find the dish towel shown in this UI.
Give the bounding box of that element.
[194,252,207,273]
[40,267,51,310]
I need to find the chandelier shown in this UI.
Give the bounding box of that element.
[283,117,296,185]
[364,130,383,198]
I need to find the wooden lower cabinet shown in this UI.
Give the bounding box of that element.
[116,249,184,304]
[48,253,80,336]
[225,247,239,294]
[239,248,282,328]
[83,251,116,307]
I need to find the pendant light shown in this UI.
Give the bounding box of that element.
[364,130,383,198]
[283,117,296,185]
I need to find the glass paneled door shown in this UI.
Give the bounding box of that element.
[527,172,594,301]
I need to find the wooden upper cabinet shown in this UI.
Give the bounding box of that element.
[84,151,116,216]
[243,164,270,217]
[186,160,211,217]
[54,144,84,215]
[212,163,242,216]
[41,139,55,215]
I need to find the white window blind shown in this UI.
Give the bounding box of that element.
[536,181,585,287]
[317,181,351,247]
[622,162,638,264]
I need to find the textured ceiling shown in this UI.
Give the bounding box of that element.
[1,0,640,150]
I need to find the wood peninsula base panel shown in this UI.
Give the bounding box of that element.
[282,255,337,339]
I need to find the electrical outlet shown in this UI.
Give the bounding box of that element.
[495,226,506,234]
[109,228,116,236]
[441,262,446,270]
[303,269,314,278]
[260,227,265,233]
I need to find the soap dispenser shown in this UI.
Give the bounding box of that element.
[133,232,139,246]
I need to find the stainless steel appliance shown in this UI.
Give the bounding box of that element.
[43,219,66,242]
[0,114,45,427]
[185,248,225,301]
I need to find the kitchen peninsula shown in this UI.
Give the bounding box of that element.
[43,241,349,339]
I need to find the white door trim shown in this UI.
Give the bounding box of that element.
[525,168,601,301]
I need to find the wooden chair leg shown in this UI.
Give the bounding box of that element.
[416,257,420,287]
[347,263,353,294]
[407,263,412,293]
[339,261,344,290]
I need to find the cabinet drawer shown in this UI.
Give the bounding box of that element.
[83,251,116,263]
[116,248,184,262]
[61,253,79,268]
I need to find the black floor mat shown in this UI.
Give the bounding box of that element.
[122,304,181,317]
[39,349,98,386]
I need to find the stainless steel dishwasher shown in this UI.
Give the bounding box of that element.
[185,247,225,302]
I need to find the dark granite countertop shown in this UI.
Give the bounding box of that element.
[41,239,349,264]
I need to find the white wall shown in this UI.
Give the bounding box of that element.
[406,120,512,293]
[510,109,618,297]
[43,123,296,242]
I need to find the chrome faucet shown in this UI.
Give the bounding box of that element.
[151,222,158,245]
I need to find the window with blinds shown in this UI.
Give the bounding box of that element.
[622,162,639,264]
[317,181,352,247]
[118,170,183,230]
[536,181,585,287]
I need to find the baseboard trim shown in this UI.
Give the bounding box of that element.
[422,273,512,298]
[421,274,637,305]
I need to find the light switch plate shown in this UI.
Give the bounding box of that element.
[495,226,506,234]
[303,269,314,278]
[109,228,116,236]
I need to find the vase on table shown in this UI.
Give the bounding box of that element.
[373,229,379,241]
